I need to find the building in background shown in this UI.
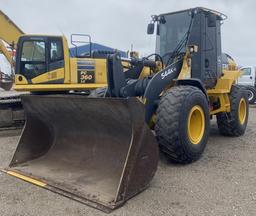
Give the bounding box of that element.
[69,43,127,58]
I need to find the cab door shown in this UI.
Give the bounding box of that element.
[16,38,48,84]
[47,37,65,84]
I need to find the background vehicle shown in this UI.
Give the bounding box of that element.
[0,10,25,128]
[0,10,24,89]
[3,7,249,212]
[237,66,256,104]
[14,34,137,92]
[0,10,125,128]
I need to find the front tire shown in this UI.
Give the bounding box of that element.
[217,85,249,136]
[155,86,210,164]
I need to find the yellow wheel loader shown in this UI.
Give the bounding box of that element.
[2,7,249,212]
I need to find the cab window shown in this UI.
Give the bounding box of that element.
[241,68,251,75]
[21,41,45,61]
[21,41,46,79]
[50,40,63,62]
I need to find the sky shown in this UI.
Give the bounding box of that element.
[0,0,255,66]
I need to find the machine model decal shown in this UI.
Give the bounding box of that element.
[161,67,177,79]
[77,60,95,83]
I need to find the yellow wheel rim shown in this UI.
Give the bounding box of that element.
[238,98,246,125]
[187,105,205,145]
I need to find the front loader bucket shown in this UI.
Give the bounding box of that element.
[4,94,158,212]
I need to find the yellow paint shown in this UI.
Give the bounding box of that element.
[207,70,241,94]
[238,98,246,124]
[139,66,151,79]
[155,61,163,72]
[209,93,230,115]
[94,58,108,83]
[0,10,23,77]
[71,58,108,84]
[14,74,28,85]
[227,59,237,70]
[178,49,191,80]
[62,36,71,83]
[207,70,240,115]
[31,68,65,84]
[6,170,46,187]
[0,10,24,45]
[187,105,205,145]
[69,58,78,83]
[15,83,107,91]
[0,40,13,66]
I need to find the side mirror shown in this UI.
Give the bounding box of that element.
[208,14,216,27]
[147,23,155,35]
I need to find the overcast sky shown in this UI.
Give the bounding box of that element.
[0,0,255,66]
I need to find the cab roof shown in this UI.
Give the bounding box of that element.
[160,7,227,21]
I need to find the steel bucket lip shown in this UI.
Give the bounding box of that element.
[21,93,133,100]
[1,168,120,213]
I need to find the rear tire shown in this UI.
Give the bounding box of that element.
[155,86,210,164]
[245,86,256,104]
[217,85,249,136]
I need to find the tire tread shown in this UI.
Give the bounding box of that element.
[155,86,208,163]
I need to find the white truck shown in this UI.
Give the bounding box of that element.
[237,66,256,104]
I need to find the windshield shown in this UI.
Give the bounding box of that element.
[20,40,46,79]
[157,11,192,57]
[21,41,45,61]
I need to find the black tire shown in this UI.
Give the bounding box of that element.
[88,87,107,98]
[217,85,249,136]
[245,86,256,104]
[155,86,210,164]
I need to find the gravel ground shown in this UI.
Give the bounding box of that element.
[0,89,27,98]
[0,107,255,216]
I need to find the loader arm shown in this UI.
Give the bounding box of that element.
[106,54,183,123]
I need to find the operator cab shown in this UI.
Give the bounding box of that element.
[148,7,227,88]
[15,36,65,84]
